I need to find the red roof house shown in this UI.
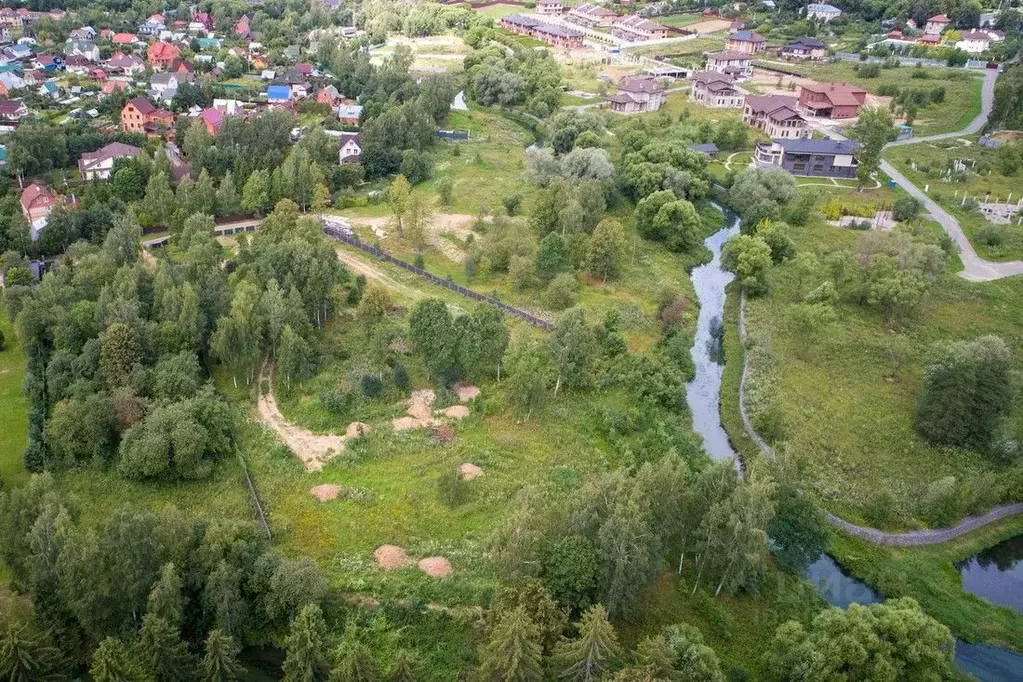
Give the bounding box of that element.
[147,41,181,70]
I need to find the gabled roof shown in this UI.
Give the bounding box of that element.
[745,94,802,121]
[692,70,735,85]
[806,3,841,11]
[79,141,141,168]
[126,96,156,115]
[201,107,224,129]
[728,30,765,42]
[784,36,826,50]
[927,14,950,22]
[618,75,664,94]
[20,182,54,211]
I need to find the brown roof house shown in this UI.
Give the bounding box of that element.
[78,142,142,180]
[607,76,664,113]
[690,71,744,108]
[121,96,175,134]
[725,30,766,54]
[743,94,808,139]
[798,82,866,119]
[21,183,74,241]
[705,51,753,80]
[612,15,669,41]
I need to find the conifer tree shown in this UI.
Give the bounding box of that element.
[282,604,329,682]
[328,623,377,682]
[479,606,544,682]
[198,629,246,682]
[139,613,193,682]
[555,605,620,682]
[386,649,421,682]
[147,563,183,627]
[90,636,142,682]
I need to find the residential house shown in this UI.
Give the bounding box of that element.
[917,33,942,45]
[755,138,859,178]
[705,51,753,79]
[101,80,128,95]
[5,44,33,61]
[924,14,951,34]
[317,85,340,106]
[69,27,97,40]
[198,37,221,50]
[0,72,25,96]
[20,183,68,240]
[107,52,146,75]
[235,15,252,39]
[64,55,93,76]
[338,132,361,163]
[192,12,214,32]
[743,94,808,139]
[612,15,669,41]
[200,107,225,135]
[499,15,584,48]
[147,41,181,70]
[0,8,23,30]
[266,84,291,103]
[725,30,766,54]
[64,39,100,61]
[689,71,743,108]
[338,103,363,126]
[798,82,866,118]
[536,0,565,15]
[112,32,138,47]
[805,3,842,21]
[0,98,28,121]
[150,72,178,102]
[566,3,617,27]
[121,96,174,134]
[779,36,827,60]
[37,80,58,98]
[35,55,63,72]
[607,75,664,113]
[78,141,141,180]
[139,14,165,36]
[955,29,1005,53]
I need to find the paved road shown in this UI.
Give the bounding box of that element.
[817,69,1023,282]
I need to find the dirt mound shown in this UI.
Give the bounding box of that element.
[392,416,426,431]
[431,424,455,443]
[374,545,411,570]
[418,556,453,578]
[458,463,485,481]
[454,383,480,402]
[439,405,470,420]
[407,389,436,420]
[346,422,372,438]
[310,484,342,502]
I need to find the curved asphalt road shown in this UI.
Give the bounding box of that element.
[822,69,1023,282]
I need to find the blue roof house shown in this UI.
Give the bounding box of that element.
[266,84,291,103]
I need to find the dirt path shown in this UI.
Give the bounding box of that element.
[736,292,1023,545]
[334,247,428,303]
[346,214,476,263]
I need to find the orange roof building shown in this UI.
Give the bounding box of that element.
[147,41,181,70]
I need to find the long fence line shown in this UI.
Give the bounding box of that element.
[322,225,554,331]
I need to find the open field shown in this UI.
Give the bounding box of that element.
[730,194,1023,527]
[474,3,525,20]
[0,304,28,488]
[885,140,1023,261]
[756,61,984,137]
[657,13,711,28]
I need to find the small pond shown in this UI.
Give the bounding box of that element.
[957,534,1023,613]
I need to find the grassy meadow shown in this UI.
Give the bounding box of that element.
[0,304,28,489]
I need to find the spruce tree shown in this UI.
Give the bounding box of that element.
[90,636,141,682]
[198,629,246,682]
[386,649,421,682]
[479,606,544,682]
[147,563,183,627]
[282,604,329,682]
[139,613,193,682]
[327,624,377,682]
[555,605,620,682]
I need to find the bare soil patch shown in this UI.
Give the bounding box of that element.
[418,556,454,578]
[454,382,481,402]
[749,67,892,111]
[374,544,412,570]
[310,484,342,502]
[431,424,455,443]
[687,18,732,32]
[459,463,485,480]
[439,405,471,420]
[348,214,477,263]
[391,388,476,430]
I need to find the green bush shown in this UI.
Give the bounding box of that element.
[976,225,1004,246]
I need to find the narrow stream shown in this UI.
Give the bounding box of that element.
[685,208,741,465]
[683,207,1022,680]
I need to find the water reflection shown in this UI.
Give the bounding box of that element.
[958,534,1023,613]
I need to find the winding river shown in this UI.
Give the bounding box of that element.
[685,209,1023,681]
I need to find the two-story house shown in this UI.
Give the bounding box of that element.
[705,51,753,80]
[612,15,669,41]
[725,30,766,54]
[121,97,174,134]
[78,142,142,180]
[743,94,808,139]
[779,36,827,60]
[607,75,665,113]
[690,71,744,108]
[147,40,181,70]
[798,82,866,119]
[755,138,859,178]
[338,132,361,163]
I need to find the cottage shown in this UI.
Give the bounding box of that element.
[107,52,146,75]
[0,99,28,121]
[0,72,25,96]
[78,142,141,180]
[64,39,100,62]
[338,103,363,126]
[147,41,181,70]
[112,32,138,46]
[798,82,866,119]
[338,132,361,163]
[955,29,1005,53]
[743,94,807,139]
[607,76,665,113]
[805,3,842,21]
[924,14,951,34]
[139,14,165,36]
[755,138,859,178]
[266,84,292,103]
[500,15,584,49]
[235,16,252,38]
[20,183,70,240]
[705,51,753,79]
[536,0,565,15]
[121,97,174,134]
[689,71,743,108]
[150,72,178,94]
[0,8,23,30]
[317,85,340,106]
[779,36,827,60]
[566,3,617,27]
[612,15,669,42]
[725,30,766,54]
[200,107,225,136]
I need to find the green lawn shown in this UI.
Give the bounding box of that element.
[0,304,28,489]
[724,195,1023,528]
[766,61,984,137]
[475,3,525,20]
[885,141,1023,261]
[657,13,709,27]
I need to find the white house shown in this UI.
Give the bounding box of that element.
[805,3,842,21]
[924,14,951,35]
[150,72,178,93]
[78,141,142,180]
[955,29,1005,53]
[338,132,361,163]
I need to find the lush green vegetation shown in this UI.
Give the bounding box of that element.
[0,304,28,488]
